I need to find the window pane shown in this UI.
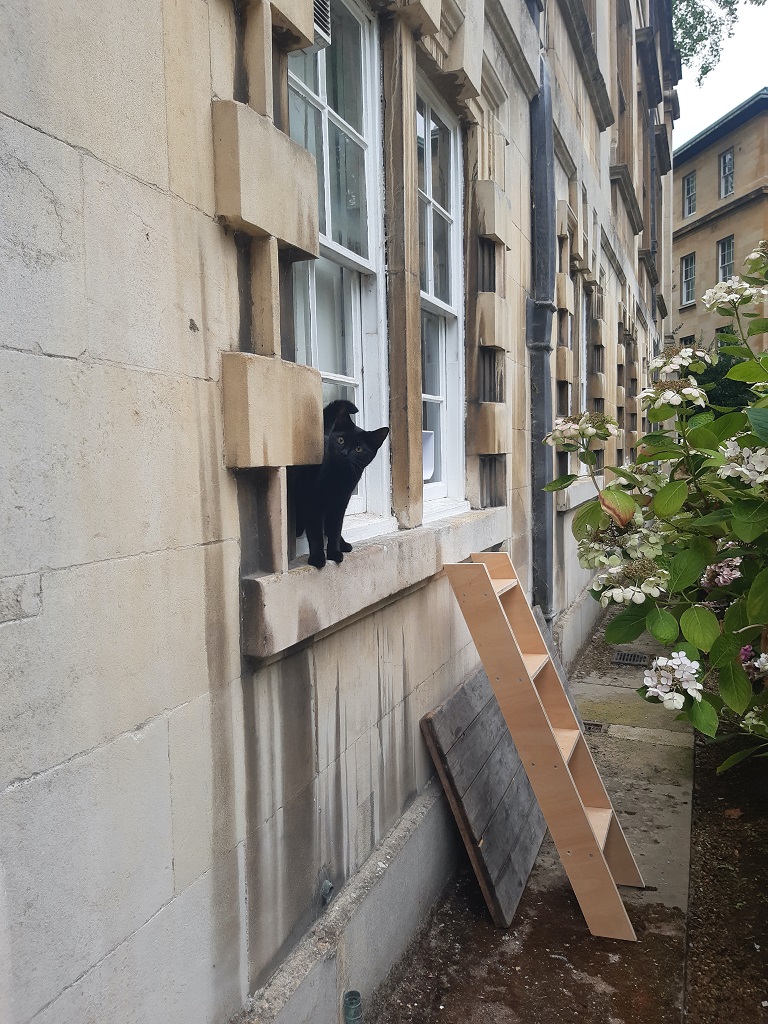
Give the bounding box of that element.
[289,87,326,235]
[292,261,312,366]
[315,257,352,376]
[419,197,428,291]
[430,110,451,211]
[326,1,363,132]
[288,50,319,93]
[329,123,368,257]
[432,210,451,304]
[421,310,441,397]
[422,400,442,483]
[416,97,427,192]
[322,380,357,406]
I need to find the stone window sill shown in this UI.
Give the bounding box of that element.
[241,507,508,659]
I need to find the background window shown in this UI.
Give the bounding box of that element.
[417,87,464,505]
[718,235,735,281]
[681,253,696,305]
[683,171,696,217]
[719,148,734,198]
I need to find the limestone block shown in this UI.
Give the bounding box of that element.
[31,846,248,1024]
[222,351,323,467]
[245,652,317,827]
[271,0,314,49]
[0,351,239,576]
[444,0,484,98]
[84,157,239,380]
[397,0,442,36]
[0,543,240,790]
[212,100,319,256]
[556,345,574,381]
[475,292,511,350]
[163,0,217,215]
[466,402,512,455]
[0,573,40,624]
[476,179,514,250]
[209,0,237,100]
[0,114,87,358]
[588,371,607,399]
[432,507,508,566]
[616,384,626,405]
[168,682,246,893]
[318,746,361,875]
[0,0,168,188]
[556,272,575,313]
[0,720,174,1021]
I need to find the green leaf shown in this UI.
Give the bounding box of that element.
[639,432,677,449]
[579,449,597,466]
[718,661,753,715]
[686,426,721,451]
[732,498,768,525]
[688,536,717,563]
[747,567,768,624]
[708,411,748,442]
[544,473,579,492]
[648,404,677,423]
[747,317,768,337]
[652,480,688,518]
[689,697,719,738]
[725,362,768,383]
[645,607,679,644]
[709,633,742,669]
[671,640,701,663]
[667,549,710,592]
[718,345,754,358]
[680,606,721,652]
[571,499,605,541]
[688,411,716,430]
[688,508,733,530]
[717,744,767,774]
[723,600,748,633]
[604,604,650,644]
[734,519,765,543]
[599,488,636,527]
[608,466,642,487]
[746,407,768,443]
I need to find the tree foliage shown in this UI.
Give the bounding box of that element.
[674,0,768,83]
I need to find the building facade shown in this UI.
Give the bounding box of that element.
[672,88,768,343]
[0,2,678,1023]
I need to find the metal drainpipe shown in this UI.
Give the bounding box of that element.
[526,53,557,622]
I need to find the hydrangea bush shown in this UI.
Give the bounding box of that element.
[544,242,768,772]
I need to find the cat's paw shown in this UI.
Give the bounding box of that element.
[308,552,326,569]
[327,548,344,564]
[339,537,352,553]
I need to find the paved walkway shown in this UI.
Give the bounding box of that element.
[368,624,693,1023]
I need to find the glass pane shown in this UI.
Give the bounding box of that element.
[416,96,427,192]
[430,110,451,211]
[288,50,319,93]
[432,210,450,304]
[422,400,442,483]
[419,197,428,292]
[292,261,312,366]
[326,0,363,132]
[322,380,357,407]
[288,87,326,235]
[315,257,352,376]
[329,124,368,257]
[421,310,441,398]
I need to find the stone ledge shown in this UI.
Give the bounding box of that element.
[466,403,512,456]
[476,180,514,250]
[475,292,511,350]
[609,164,644,236]
[242,508,508,658]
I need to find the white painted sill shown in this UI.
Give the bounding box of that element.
[555,474,604,512]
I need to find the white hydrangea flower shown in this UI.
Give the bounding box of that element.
[717,437,768,486]
[701,276,768,310]
[544,413,620,447]
[590,561,669,608]
[640,378,706,410]
[649,347,711,377]
[753,653,768,672]
[643,651,702,707]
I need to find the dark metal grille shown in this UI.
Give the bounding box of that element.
[611,650,650,667]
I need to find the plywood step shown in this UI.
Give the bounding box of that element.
[492,578,518,597]
[553,728,580,762]
[522,652,549,678]
[586,806,613,849]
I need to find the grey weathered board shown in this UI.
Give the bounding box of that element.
[421,668,547,927]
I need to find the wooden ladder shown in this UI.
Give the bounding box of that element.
[445,552,644,942]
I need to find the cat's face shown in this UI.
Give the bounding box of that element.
[326,423,389,475]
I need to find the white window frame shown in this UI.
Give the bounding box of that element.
[719,148,734,198]
[683,171,696,217]
[681,252,696,306]
[416,79,467,517]
[288,0,394,542]
[718,235,734,282]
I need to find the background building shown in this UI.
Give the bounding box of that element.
[672,88,768,343]
[0,2,678,1023]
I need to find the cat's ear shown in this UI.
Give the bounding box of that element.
[323,399,359,431]
[367,426,389,452]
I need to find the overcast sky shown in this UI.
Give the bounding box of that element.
[674,2,768,148]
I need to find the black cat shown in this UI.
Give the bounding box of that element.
[295,400,389,569]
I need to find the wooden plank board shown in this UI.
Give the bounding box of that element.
[421,669,546,927]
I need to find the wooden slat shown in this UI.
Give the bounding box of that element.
[553,728,580,762]
[586,807,613,849]
[522,652,549,678]
[492,578,518,596]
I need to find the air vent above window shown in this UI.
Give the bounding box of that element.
[313,0,331,49]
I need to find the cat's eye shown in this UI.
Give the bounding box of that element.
[355,446,363,452]
[337,437,344,444]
